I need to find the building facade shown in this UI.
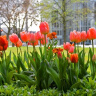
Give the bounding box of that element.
[49,0,96,45]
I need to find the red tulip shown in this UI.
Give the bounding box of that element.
[57,51,62,58]
[29,33,38,45]
[68,46,74,53]
[9,33,19,44]
[20,31,30,42]
[70,54,78,63]
[39,22,49,35]
[63,42,71,51]
[81,31,87,42]
[87,28,96,40]
[70,30,77,42]
[75,32,81,43]
[15,39,22,47]
[40,36,48,45]
[0,35,8,51]
[92,54,96,62]
[36,31,44,41]
[28,40,38,46]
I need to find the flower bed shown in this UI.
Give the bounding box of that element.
[0,22,96,95]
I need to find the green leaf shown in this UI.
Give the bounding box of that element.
[13,53,17,65]
[6,70,15,83]
[14,73,35,85]
[46,66,60,89]
[18,56,27,71]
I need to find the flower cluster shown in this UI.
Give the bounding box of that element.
[70,28,96,43]
[63,42,74,53]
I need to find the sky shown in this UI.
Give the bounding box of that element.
[28,20,40,32]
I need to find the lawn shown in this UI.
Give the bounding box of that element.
[6,46,95,61]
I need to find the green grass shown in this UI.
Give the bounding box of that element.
[6,46,95,61]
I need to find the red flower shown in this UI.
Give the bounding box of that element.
[15,39,22,47]
[0,35,8,51]
[92,54,96,62]
[63,42,71,51]
[87,28,96,40]
[47,32,57,39]
[75,32,81,43]
[40,36,48,45]
[52,48,63,53]
[9,33,19,44]
[39,22,49,35]
[70,30,77,42]
[57,51,62,58]
[36,31,44,41]
[28,40,38,46]
[29,33,38,46]
[20,31,30,42]
[70,54,78,63]
[81,31,87,42]
[68,46,74,53]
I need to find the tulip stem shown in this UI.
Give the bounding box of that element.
[19,47,22,56]
[17,47,18,56]
[33,45,35,52]
[74,42,76,53]
[4,50,6,59]
[77,43,79,53]
[92,39,94,54]
[39,41,42,57]
[44,35,46,58]
[67,51,68,57]
[26,42,28,54]
[83,41,85,54]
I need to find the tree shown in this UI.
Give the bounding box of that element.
[39,0,91,43]
[0,0,40,40]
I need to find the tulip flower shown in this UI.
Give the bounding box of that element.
[81,31,87,42]
[52,48,63,53]
[9,33,19,44]
[20,31,30,53]
[70,30,77,42]
[28,40,38,46]
[39,22,49,35]
[47,32,57,40]
[87,28,96,53]
[63,42,71,51]
[36,31,44,41]
[92,54,96,62]
[29,33,38,44]
[40,36,48,45]
[20,31,30,42]
[70,53,78,63]
[39,21,49,58]
[57,51,62,59]
[29,33,38,51]
[15,39,22,47]
[68,46,74,53]
[75,32,81,43]
[0,35,8,51]
[15,39,22,56]
[81,31,87,54]
[87,28,96,40]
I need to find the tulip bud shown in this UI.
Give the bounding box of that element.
[57,51,62,58]
[66,57,71,64]
[92,54,96,62]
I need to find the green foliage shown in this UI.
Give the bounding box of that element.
[0,52,15,84]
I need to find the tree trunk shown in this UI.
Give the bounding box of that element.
[62,0,66,43]
[63,19,66,43]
